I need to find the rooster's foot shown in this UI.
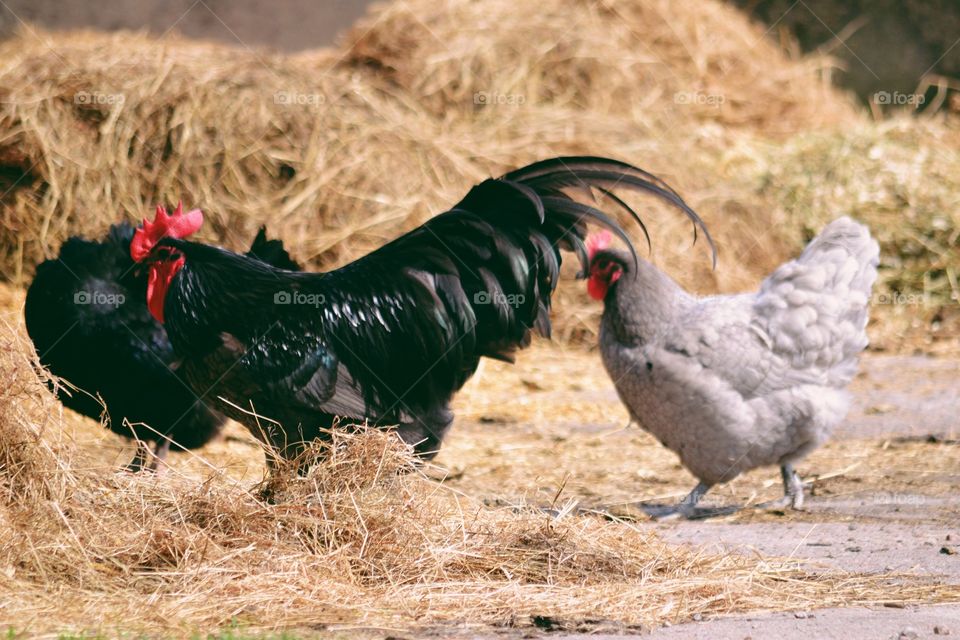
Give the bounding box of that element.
[121,439,170,474]
[122,441,151,473]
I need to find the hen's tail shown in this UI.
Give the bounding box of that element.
[755,216,879,383]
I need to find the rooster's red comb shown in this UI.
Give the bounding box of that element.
[130,201,203,262]
[586,230,613,261]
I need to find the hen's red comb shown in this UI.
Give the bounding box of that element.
[130,201,203,262]
[586,230,613,260]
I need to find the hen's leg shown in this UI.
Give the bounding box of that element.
[759,464,805,510]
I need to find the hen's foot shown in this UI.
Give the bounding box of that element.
[635,482,737,521]
[639,501,739,521]
[757,464,806,511]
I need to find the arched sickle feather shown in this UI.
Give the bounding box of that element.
[501,156,677,191]
[524,169,716,268]
[538,196,640,276]
[595,186,652,257]
[502,156,717,269]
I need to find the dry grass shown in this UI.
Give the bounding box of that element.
[722,117,960,354]
[1,309,958,637]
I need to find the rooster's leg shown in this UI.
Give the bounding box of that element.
[758,464,805,510]
[123,440,151,473]
[147,439,172,473]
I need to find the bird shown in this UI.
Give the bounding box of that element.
[586,216,879,519]
[127,157,712,474]
[24,219,301,471]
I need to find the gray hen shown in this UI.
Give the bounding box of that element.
[588,217,879,519]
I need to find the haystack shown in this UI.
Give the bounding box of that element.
[340,0,857,136]
[0,1,954,351]
[0,27,480,281]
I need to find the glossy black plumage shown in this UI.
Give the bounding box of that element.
[245,227,302,271]
[156,156,712,467]
[25,222,300,470]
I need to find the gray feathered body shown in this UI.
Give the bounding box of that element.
[599,217,879,485]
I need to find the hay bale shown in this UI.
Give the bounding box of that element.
[340,0,858,136]
[0,1,952,353]
[0,27,479,280]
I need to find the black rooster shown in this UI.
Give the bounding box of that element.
[25,220,300,471]
[130,157,712,471]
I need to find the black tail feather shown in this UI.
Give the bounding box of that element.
[435,155,714,358]
[538,195,640,272]
[595,186,652,256]
[502,156,716,268]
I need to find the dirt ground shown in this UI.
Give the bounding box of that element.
[0,0,376,50]
[601,604,960,640]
